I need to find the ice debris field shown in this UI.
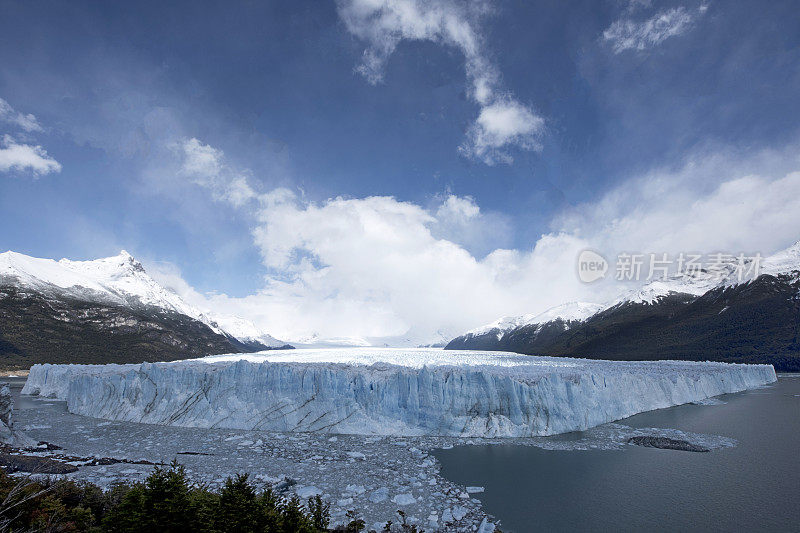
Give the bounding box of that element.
[22,348,776,437]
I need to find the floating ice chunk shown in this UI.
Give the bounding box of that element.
[392,493,416,505]
[477,517,496,533]
[255,474,281,484]
[345,484,365,495]
[295,486,322,498]
[691,397,727,405]
[441,508,453,523]
[451,505,468,521]
[466,486,485,493]
[369,487,389,503]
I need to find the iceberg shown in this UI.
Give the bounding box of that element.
[22,348,776,438]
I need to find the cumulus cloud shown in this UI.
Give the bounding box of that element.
[603,4,707,53]
[0,135,61,176]
[0,97,43,133]
[336,0,543,164]
[158,183,590,343]
[460,98,545,164]
[429,194,512,255]
[164,138,800,344]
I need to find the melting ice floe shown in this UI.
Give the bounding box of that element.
[22,348,776,438]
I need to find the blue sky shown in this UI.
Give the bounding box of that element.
[2,0,800,343]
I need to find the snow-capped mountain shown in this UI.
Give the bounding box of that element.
[455,270,742,346]
[201,313,288,350]
[760,241,800,278]
[608,243,800,306]
[447,300,609,353]
[0,249,288,348]
[447,241,800,371]
[464,302,605,339]
[1,250,216,325]
[0,250,291,366]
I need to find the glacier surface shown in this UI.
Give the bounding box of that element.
[22,348,776,437]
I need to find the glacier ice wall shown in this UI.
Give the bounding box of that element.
[22,350,777,437]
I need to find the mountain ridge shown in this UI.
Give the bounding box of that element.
[447,242,800,371]
[0,250,292,368]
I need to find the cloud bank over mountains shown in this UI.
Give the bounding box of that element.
[157,136,800,344]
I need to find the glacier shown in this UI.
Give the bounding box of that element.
[22,348,776,438]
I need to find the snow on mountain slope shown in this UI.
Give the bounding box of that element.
[206,314,287,348]
[465,302,605,339]
[612,243,800,306]
[22,348,776,438]
[0,250,210,319]
[0,250,286,347]
[610,269,728,306]
[761,241,800,278]
[463,241,800,338]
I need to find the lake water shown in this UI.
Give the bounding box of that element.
[434,375,800,532]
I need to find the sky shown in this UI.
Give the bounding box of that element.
[2,0,800,344]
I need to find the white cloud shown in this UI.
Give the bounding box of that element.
[336,0,543,164]
[430,194,512,255]
[175,137,258,207]
[460,98,545,164]
[164,138,800,345]
[603,5,706,53]
[180,137,223,178]
[158,186,590,343]
[0,135,61,176]
[435,194,479,221]
[553,146,800,258]
[0,97,43,132]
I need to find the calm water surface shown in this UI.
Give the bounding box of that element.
[434,375,800,532]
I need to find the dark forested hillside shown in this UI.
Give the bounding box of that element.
[0,284,249,369]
